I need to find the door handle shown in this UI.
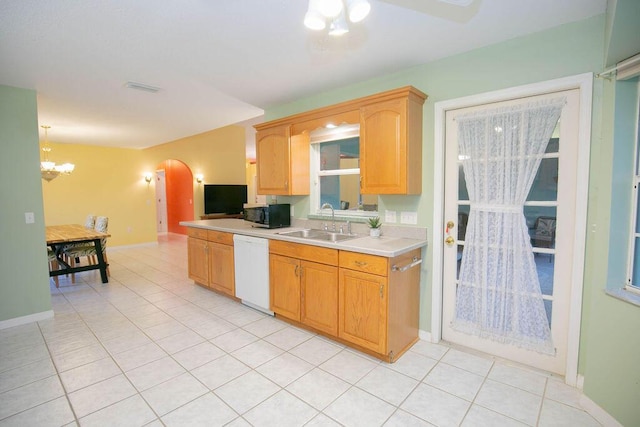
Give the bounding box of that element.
[445,236,455,246]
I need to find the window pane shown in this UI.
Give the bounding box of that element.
[536,255,554,296]
[632,237,640,287]
[320,137,359,171]
[528,157,558,201]
[543,300,552,326]
[545,136,559,154]
[525,206,556,244]
[458,164,469,201]
[635,186,640,233]
[319,175,375,211]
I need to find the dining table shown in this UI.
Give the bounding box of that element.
[46,224,111,283]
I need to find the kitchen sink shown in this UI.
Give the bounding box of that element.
[278,229,358,242]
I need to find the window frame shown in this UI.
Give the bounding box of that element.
[625,82,640,293]
[308,124,378,220]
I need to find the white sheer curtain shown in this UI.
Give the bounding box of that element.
[453,98,565,354]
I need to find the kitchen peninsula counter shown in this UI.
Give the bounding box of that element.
[179,218,427,257]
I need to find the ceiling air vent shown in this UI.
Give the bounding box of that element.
[125,81,161,93]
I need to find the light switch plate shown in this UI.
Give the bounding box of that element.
[400,211,418,225]
[25,212,35,224]
[385,210,397,223]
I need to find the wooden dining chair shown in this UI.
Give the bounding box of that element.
[47,248,60,288]
[64,216,109,283]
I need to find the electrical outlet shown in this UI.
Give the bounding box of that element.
[290,205,295,217]
[400,211,418,225]
[24,212,35,224]
[385,210,397,223]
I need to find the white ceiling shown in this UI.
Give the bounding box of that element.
[0,0,606,156]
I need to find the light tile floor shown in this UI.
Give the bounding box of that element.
[0,234,604,426]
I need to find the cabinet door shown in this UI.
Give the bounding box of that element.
[187,237,209,285]
[256,125,291,195]
[339,268,388,354]
[301,261,338,335]
[360,98,407,194]
[269,254,301,321]
[208,242,235,296]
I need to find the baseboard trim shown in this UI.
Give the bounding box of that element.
[418,329,433,342]
[579,393,623,427]
[108,242,159,251]
[0,310,54,330]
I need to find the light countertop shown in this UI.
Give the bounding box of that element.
[179,218,427,258]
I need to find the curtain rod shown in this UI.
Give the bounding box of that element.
[596,54,640,80]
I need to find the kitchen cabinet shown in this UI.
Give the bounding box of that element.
[360,88,426,195]
[255,125,309,195]
[338,248,422,361]
[269,240,339,335]
[254,86,426,197]
[187,228,235,297]
[187,229,209,285]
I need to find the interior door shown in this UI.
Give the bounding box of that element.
[442,89,580,375]
[155,170,168,233]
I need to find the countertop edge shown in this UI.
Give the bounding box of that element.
[179,219,427,258]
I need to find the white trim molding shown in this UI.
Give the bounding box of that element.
[0,310,54,330]
[432,73,593,386]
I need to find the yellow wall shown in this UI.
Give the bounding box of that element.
[41,143,157,247]
[144,125,247,220]
[41,124,247,246]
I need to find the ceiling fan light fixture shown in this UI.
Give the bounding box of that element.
[317,0,343,18]
[346,0,370,23]
[304,1,326,31]
[328,9,349,36]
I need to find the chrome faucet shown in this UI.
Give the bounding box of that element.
[321,203,336,231]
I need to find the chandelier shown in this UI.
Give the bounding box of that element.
[304,0,371,36]
[40,125,75,182]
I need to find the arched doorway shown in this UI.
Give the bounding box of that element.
[155,159,194,235]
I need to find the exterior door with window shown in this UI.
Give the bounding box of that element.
[442,89,580,375]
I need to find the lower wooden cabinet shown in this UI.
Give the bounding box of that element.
[338,249,421,361]
[187,227,422,363]
[270,239,422,362]
[338,268,388,354]
[187,228,235,297]
[269,253,301,321]
[301,261,338,336]
[269,241,339,335]
[187,233,209,285]
[207,241,234,295]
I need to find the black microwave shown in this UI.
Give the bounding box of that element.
[243,204,291,229]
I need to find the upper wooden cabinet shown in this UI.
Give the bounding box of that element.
[360,88,426,194]
[255,125,310,195]
[255,86,427,196]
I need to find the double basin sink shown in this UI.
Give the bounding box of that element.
[277,228,358,243]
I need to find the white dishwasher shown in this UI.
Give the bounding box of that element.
[233,234,273,315]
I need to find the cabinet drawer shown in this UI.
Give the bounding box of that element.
[339,251,388,276]
[187,227,208,240]
[208,230,234,245]
[270,240,338,266]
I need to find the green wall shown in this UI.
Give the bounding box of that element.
[0,85,52,323]
[267,14,639,425]
[269,14,604,332]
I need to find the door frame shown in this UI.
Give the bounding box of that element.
[431,73,593,386]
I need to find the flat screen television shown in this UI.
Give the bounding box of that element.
[204,184,248,215]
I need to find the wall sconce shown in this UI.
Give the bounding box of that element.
[144,172,153,184]
[195,174,204,184]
